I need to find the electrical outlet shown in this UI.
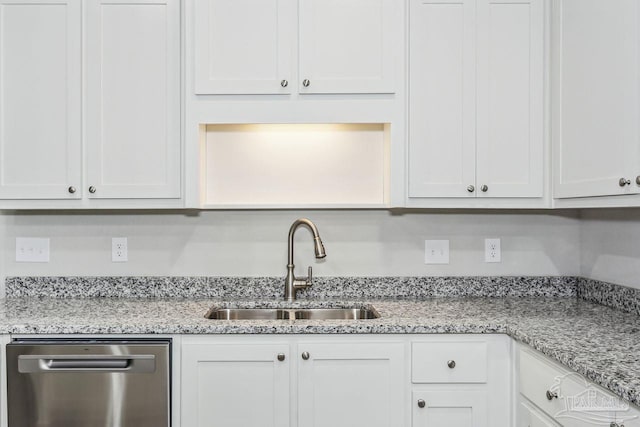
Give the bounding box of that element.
[425,240,450,264]
[485,238,501,263]
[112,237,128,262]
[16,237,50,262]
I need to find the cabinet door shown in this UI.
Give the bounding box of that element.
[0,0,81,199]
[476,0,544,198]
[412,390,487,427]
[553,0,640,198]
[518,400,560,427]
[194,0,296,94]
[86,0,181,199]
[298,0,398,94]
[181,343,290,427]
[408,0,477,198]
[298,342,404,427]
[614,403,640,427]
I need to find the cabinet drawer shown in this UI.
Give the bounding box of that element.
[412,341,487,383]
[519,349,574,419]
[518,400,560,427]
[518,348,622,427]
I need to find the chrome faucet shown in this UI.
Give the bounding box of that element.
[284,218,326,301]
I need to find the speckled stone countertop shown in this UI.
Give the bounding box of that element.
[0,295,638,407]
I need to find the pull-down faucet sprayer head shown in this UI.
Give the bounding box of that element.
[313,237,326,259]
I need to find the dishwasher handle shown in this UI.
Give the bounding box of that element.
[18,354,156,373]
[48,359,129,369]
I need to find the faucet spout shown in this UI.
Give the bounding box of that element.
[284,218,326,302]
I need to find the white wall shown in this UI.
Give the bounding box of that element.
[0,210,580,294]
[580,208,640,290]
[9,208,640,293]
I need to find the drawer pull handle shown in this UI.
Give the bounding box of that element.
[447,360,456,369]
[301,352,310,360]
[610,423,624,427]
[277,353,285,361]
[417,399,425,408]
[546,390,558,400]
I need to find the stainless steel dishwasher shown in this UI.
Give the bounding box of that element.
[7,339,171,427]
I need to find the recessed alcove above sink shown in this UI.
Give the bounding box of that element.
[200,123,390,208]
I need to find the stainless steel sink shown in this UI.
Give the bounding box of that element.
[205,306,379,320]
[293,308,379,320]
[206,308,290,320]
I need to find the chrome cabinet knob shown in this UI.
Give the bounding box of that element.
[636,176,640,185]
[467,185,475,193]
[277,353,285,361]
[619,178,631,187]
[68,186,76,194]
[447,360,456,369]
[417,399,426,408]
[301,351,310,360]
[88,186,96,194]
[302,79,311,87]
[481,185,488,192]
[280,79,288,88]
[610,423,624,427]
[546,390,558,400]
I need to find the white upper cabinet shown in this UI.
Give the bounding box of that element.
[194,0,296,95]
[476,0,544,198]
[0,0,82,199]
[553,0,640,199]
[408,0,477,198]
[193,0,398,95]
[86,0,181,199]
[0,0,181,206]
[409,0,544,199]
[298,0,397,94]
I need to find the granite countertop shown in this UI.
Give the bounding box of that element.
[0,295,638,407]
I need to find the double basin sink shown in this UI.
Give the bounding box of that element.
[206,305,380,320]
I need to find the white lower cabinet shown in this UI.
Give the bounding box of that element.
[297,342,404,427]
[411,336,511,427]
[518,400,560,427]
[181,342,290,427]
[181,337,405,427]
[181,334,510,427]
[412,390,487,427]
[517,344,640,427]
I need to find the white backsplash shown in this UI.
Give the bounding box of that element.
[580,208,640,290]
[0,210,582,296]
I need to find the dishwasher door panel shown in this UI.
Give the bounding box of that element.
[7,342,170,427]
